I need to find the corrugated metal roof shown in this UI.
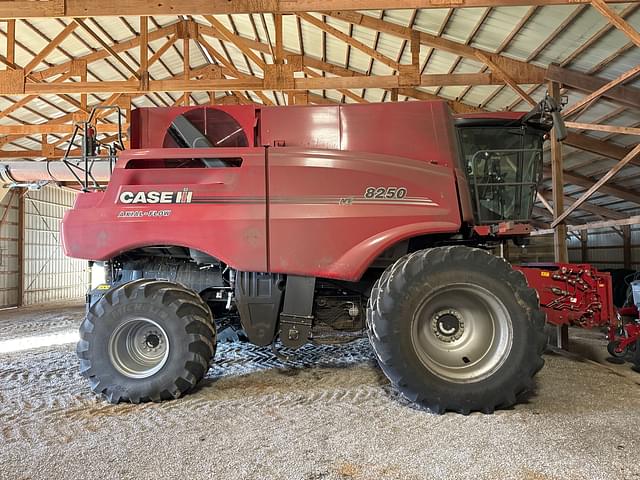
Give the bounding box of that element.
[0,4,638,225]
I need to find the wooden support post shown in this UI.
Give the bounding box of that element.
[410,30,420,67]
[124,108,131,148]
[139,16,149,91]
[623,225,631,269]
[550,80,568,350]
[17,189,24,308]
[550,81,568,264]
[274,13,285,101]
[183,36,190,106]
[580,230,588,263]
[390,88,398,102]
[6,20,15,65]
[274,13,284,65]
[80,68,87,114]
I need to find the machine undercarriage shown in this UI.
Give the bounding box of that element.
[98,247,371,351]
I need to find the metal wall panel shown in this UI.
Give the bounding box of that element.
[568,226,640,270]
[23,186,87,305]
[0,191,20,307]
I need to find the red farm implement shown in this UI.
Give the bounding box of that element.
[516,263,640,366]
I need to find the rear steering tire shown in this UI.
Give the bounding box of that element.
[367,246,546,414]
[77,279,216,404]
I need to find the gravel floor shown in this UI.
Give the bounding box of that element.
[1,304,639,480]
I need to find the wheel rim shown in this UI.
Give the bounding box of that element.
[108,318,170,379]
[411,283,513,383]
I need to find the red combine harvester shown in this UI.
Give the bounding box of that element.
[0,99,569,414]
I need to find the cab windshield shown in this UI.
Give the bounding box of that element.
[457,125,544,225]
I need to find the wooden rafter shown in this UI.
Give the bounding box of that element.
[460,5,537,106]
[74,18,140,80]
[564,132,634,163]
[0,13,534,110]
[560,3,639,68]
[534,216,640,236]
[541,192,626,220]
[551,144,640,227]
[23,22,77,75]
[475,52,536,107]
[327,10,545,85]
[0,71,74,121]
[31,23,177,81]
[0,71,529,95]
[542,169,640,206]
[546,64,640,110]
[537,192,554,215]
[303,67,368,104]
[591,0,640,48]
[205,15,266,70]
[196,34,274,105]
[565,122,640,136]
[562,64,640,118]
[0,5,634,219]
[298,12,399,71]
[0,0,630,19]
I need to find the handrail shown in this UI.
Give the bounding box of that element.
[62,105,125,192]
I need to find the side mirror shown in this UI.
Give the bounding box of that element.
[521,93,567,141]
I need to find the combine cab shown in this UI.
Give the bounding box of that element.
[0,98,565,413]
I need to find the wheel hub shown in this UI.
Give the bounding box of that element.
[142,331,162,351]
[432,309,465,342]
[109,318,170,379]
[411,283,513,383]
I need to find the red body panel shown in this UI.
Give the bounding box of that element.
[261,102,459,167]
[62,148,269,272]
[62,101,464,281]
[267,148,459,279]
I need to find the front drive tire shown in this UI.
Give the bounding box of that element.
[367,246,546,414]
[77,279,216,404]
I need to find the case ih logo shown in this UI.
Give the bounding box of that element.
[119,188,193,204]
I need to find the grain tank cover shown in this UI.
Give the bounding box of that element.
[259,101,458,167]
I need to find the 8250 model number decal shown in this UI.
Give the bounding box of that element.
[364,187,408,199]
